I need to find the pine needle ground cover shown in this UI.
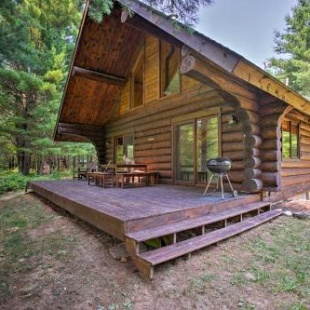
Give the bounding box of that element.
[0,193,309,310]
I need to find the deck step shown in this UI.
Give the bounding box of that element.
[139,209,282,266]
[126,201,271,243]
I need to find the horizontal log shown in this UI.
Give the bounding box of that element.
[135,132,171,146]
[244,147,260,158]
[235,109,259,124]
[260,117,281,128]
[222,141,243,152]
[230,160,244,171]
[300,135,310,145]
[244,168,262,179]
[222,131,244,143]
[261,172,281,187]
[180,54,258,102]
[134,125,171,139]
[243,156,261,168]
[282,174,310,186]
[133,155,171,164]
[260,150,281,162]
[72,66,126,86]
[301,151,310,161]
[135,148,172,158]
[261,161,280,173]
[259,104,287,116]
[261,126,280,140]
[222,122,243,134]
[243,123,260,136]
[260,139,281,151]
[282,167,310,177]
[226,171,246,183]
[281,160,310,168]
[135,140,172,152]
[223,150,244,161]
[244,135,262,148]
[241,179,263,193]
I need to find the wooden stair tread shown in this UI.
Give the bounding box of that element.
[139,209,282,266]
[126,201,271,242]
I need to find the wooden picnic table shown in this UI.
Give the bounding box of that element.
[87,164,159,188]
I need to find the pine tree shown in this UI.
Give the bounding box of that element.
[0,0,82,174]
[268,0,310,98]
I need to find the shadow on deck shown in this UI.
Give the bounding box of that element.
[27,179,260,241]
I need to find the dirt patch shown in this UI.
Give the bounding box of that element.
[283,199,310,213]
[1,194,309,310]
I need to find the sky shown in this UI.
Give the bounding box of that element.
[196,0,297,69]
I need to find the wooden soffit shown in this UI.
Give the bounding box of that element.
[54,4,144,141]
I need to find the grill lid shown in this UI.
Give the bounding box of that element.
[206,157,232,174]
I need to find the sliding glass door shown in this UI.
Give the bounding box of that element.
[175,115,219,184]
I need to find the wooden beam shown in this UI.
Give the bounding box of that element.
[72,66,126,86]
[233,59,310,114]
[57,122,105,137]
[180,54,258,102]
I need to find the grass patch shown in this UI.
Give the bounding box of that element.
[0,195,76,305]
[0,170,73,195]
[242,218,310,299]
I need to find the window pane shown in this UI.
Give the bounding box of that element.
[115,135,134,164]
[282,120,299,159]
[115,137,124,164]
[160,41,180,97]
[176,122,194,181]
[124,135,134,160]
[282,131,290,159]
[197,116,219,183]
[131,49,144,108]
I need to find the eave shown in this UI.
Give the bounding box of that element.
[120,0,310,114]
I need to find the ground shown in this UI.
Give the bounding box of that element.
[0,192,309,310]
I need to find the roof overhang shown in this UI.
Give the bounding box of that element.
[54,0,310,143]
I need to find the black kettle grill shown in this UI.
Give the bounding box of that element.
[203,157,237,198]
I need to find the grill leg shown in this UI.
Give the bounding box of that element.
[203,173,215,196]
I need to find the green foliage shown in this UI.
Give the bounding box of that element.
[0,170,73,195]
[0,0,84,175]
[0,172,28,194]
[268,0,310,97]
[87,0,114,23]
[143,0,212,26]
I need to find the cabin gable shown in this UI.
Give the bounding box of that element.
[54,0,310,199]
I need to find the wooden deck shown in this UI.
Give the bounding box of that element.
[27,180,283,279]
[27,180,260,241]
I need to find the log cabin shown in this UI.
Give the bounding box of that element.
[28,0,310,278]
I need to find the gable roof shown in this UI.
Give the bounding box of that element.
[54,0,310,142]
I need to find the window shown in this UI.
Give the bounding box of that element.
[115,134,134,164]
[282,120,300,159]
[160,40,180,97]
[175,115,219,184]
[130,47,144,109]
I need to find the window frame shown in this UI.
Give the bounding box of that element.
[281,119,300,160]
[114,134,135,164]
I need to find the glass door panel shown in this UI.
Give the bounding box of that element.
[197,117,219,184]
[175,122,194,182]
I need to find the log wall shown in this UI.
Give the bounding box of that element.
[103,34,246,188]
[281,108,310,194]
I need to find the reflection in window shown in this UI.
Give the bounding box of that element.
[130,47,144,109]
[115,135,134,164]
[160,40,180,97]
[197,116,219,183]
[282,120,299,159]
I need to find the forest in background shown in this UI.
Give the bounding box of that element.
[0,0,309,178]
